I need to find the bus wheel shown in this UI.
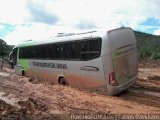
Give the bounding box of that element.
[59,77,68,86]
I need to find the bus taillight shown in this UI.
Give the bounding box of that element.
[109,72,118,86]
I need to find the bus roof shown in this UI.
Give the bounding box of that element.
[14,30,103,48]
[13,27,132,49]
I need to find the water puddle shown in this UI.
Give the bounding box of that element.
[0,72,10,76]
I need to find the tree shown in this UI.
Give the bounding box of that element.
[0,39,8,57]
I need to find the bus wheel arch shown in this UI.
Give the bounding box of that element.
[58,76,69,86]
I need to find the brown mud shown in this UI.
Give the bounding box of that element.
[0,60,159,119]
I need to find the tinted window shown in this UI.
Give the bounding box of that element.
[64,42,72,59]
[18,38,101,60]
[80,38,101,60]
[80,41,88,60]
[55,44,64,59]
[36,46,42,59]
[49,44,56,59]
[71,42,80,59]
[88,39,101,59]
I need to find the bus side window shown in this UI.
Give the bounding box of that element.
[41,45,47,59]
[80,41,88,60]
[49,44,56,59]
[27,47,31,58]
[88,39,101,59]
[35,46,39,59]
[31,47,37,58]
[39,46,43,59]
[80,38,101,60]
[55,44,64,59]
[71,42,80,60]
[65,42,72,59]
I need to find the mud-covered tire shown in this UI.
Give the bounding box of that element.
[59,77,69,86]
[22,70,26,76]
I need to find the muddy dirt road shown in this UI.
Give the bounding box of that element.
[0,60,159,119]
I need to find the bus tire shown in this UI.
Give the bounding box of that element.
[22,70,26,76]
[59,77,68,86]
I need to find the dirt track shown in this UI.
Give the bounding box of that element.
[0,60,160,119]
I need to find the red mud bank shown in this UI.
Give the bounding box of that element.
[138,59,160,68]
[0,60,159,119]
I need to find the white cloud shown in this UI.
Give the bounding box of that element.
[153,29,160,35]
[50,0,160,29]
[2,0,160,44]
[27,0,59,24]
[0,0,31,24]
[4,23,84,45]
[1,0,160,26]
[4,23,52,45]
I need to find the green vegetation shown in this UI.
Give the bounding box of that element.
[135,31,160,60]
[0,39,14,58]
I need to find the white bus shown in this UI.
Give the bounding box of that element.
[12,27,138,95]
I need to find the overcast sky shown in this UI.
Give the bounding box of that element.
[0,0,160,45]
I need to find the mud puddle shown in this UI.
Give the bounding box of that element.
[0,72,10,77]
[0,92,19,106]
[128,89,160,98]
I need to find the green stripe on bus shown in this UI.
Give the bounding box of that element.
[19,59,30,70]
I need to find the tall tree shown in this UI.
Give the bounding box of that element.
[0,39,8,57]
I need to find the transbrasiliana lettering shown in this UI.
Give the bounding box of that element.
[32,62,68,69]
